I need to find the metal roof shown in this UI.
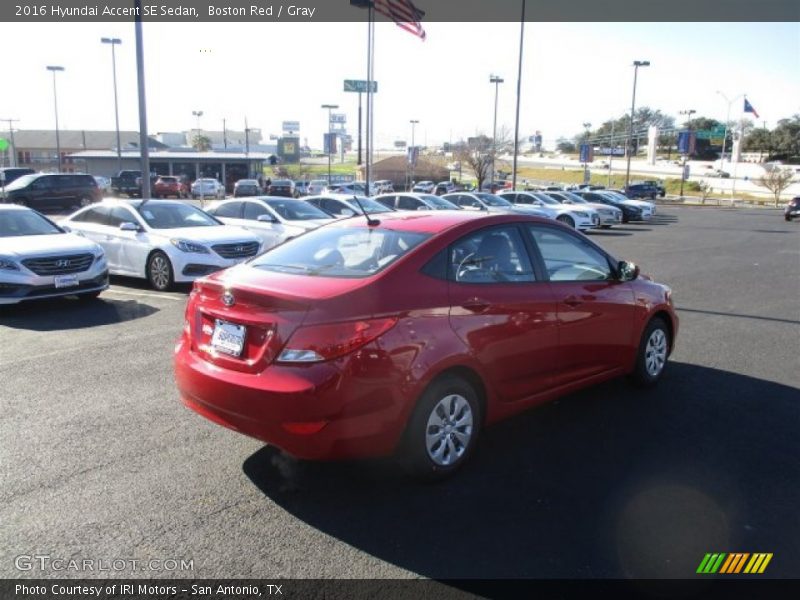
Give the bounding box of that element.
[67,150,274,160]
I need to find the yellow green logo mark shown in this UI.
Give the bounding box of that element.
[697,553,773,574]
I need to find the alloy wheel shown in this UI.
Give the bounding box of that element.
[425,394,474,466]
[149,254,171,290]
[644,328,667,377]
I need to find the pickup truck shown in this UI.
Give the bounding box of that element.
[110,170,157,197]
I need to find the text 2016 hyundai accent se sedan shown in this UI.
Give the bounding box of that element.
[175,212,677,479]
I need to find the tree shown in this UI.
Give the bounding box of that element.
[455,128,513,191]
[191,134,212,152]
[697,181,713,205]
[755,166,795,206]
[772,115,800,158]
[556,138,576,154]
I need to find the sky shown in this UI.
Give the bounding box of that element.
[1,20,798,150]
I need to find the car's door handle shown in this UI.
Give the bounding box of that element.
[461,299,491,313]
[563,296,583,308]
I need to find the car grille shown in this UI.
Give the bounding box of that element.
[212,242,260,259]
[22,253,95,275]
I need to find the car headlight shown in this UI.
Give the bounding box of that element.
[94,252,107,267]
[573,211,588,217]
[170,239,210,254]
[0,256,20,271]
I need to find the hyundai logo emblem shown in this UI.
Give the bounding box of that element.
[222,291,235,307]
[56,259,71,268]
[235,246,245,253]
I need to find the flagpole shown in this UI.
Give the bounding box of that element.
[365,3,373,191]
[511,0,526,191]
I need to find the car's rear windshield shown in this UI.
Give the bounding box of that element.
[0,209,62,237]
[476,193,511,206]
[137,203,220,229]
[271,180,292,186]
[420,194,459,209]
[251,226,430,278]
[263,199,333,221]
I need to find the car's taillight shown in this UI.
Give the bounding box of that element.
[277,317,398,363]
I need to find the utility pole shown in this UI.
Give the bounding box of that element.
[624,60,650,190]
[678,109,696,198]
[489,74,504,188]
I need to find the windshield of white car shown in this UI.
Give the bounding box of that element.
[263,199,333,221]
[558,192,589,204]
[345,197,394,213]
[252,226,430,278]
[419,194,459,209]
[136,203,221,229]
[476,193,512,207]
[0,209,63,237]
[532,194,559,205]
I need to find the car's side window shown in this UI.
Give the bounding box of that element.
[397,196,421,210]
[212,202,242,218]
[528,226,612,282]
[449,226,536,284]
[243,202,269,220]
[107,206,137,228]
[74,206,110,225]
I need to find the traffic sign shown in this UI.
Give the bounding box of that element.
[0,138,8,151]
[344,79,378,93]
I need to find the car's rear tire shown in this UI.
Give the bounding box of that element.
[401,375,482,481]
[629,317,670,388]
[785,215,792,221]
[556,214,575,228]
[146,251,174,291]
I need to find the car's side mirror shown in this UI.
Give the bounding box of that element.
[120,222,140,232]
[617,260,639,282]
[257,214,277,223]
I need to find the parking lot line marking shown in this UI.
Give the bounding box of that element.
[105,288,184,301]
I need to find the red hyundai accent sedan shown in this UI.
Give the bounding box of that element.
[175,211,677,479]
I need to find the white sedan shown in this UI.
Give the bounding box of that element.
[205,197,334,251]
[497,191,599,231]
[191,178,226,199]
[62,199,261,291]
[604,191,657,216]
[0,204,108,304]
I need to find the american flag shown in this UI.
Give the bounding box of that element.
[373,0,427,40]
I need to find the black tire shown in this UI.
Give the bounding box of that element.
[77,290,102,301]
[785,215,792,221]
[401,375,482,481]
[556,214,575,228]
[146,251,174,291]
[629,317,671,388]
[622,215,630,224]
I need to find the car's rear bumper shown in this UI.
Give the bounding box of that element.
[174,338,408,460]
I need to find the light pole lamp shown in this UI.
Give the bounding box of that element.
[624,60,650,190]
[678,109,696,197]
[46,65,65,172]
[101,38,123,172]
[192,110,203,131]
[321,104,338,185]
[489,74,504,187]
[716,90,744,165]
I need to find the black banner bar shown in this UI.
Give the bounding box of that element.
[1,0,799,22]
[3,579,800,600]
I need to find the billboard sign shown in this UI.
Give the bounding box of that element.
[323,133,337,154]
[407,146,419,167]
[394,140,407,148]
[330,113,347,124]
[579,143,594,163]
[343,79,378,93]
[282,121,300,133]
[278,137,300,164]
[677,130,697,155]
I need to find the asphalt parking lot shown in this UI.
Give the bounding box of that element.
[1,207,798,581]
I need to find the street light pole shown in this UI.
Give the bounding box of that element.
[582,121,591,184]
[46,65,65,173]
[101,37,123,173]
[624,60,649,190]
[409,119,419,189]
[192,110,203,132]
[321,104,338,185]
[489,74,504,188]
[678,109,696,198]
[716,90,744,167]
[607,119,617,187]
